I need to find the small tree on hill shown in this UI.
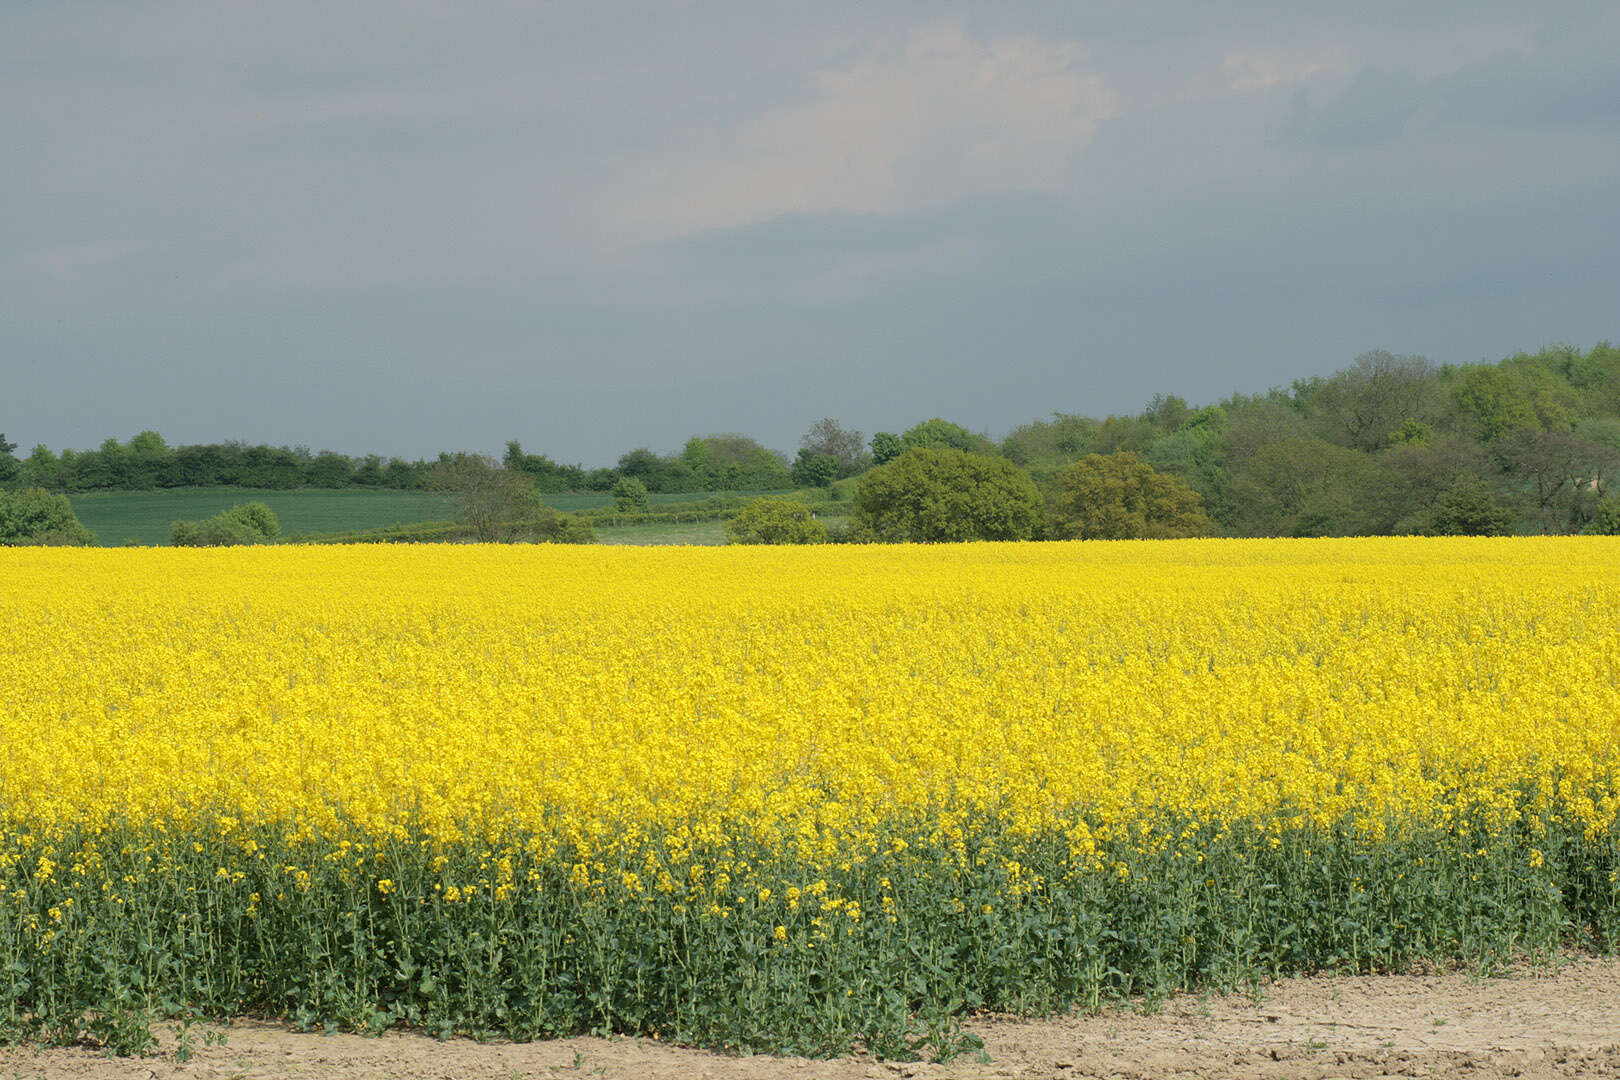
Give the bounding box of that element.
[1052,451,1214,540]
[726,498,828,545]
[853,447,1043,542]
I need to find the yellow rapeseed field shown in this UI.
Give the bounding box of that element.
[3,538,1619,1054]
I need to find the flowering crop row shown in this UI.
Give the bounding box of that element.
[2,539,1618,1055]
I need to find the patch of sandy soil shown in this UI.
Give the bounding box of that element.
[4,956,1619,1079]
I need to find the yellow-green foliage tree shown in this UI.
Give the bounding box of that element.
[726,497,828,544]
[1053,451,1214,539]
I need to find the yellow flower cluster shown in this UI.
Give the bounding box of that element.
[4,537,1620,1053]
[3,537,1617,855]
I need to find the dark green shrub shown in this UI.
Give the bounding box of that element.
[171,502,280,547]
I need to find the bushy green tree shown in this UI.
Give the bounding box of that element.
[869,432,903,465]
[509,505,596,544]
[1389,418,1436,447]
[853,447,1043,542]
[799,418,869,477]
[1143,407,1226,483]
[790,450,840,488]
[900,418,986,454]
[1295,351,1441,452]
[171,516,256,547]
[1226,437,1384,537]
[0,487,95,545]
[1142,393,1190,431]
[0,433,18,486]
[1087,414,1160,455]
[1583,494,1620,535]
[427,455,563,542]
[19,445,60,489]
[172,502,280,547]
[999,413,1094,467]
[307,450,356,488]
[726,498,828,545]
[225,501,280,539]
[1570,340,1620,416]
[1423,477,1513,536]
[676,434,791,490]
[504,441,587,493]
[125,430,175,488]
[1052,451,1215,540]
[1378,437,1493,534]
[1455,364,1539,442]
[612,475,649,512]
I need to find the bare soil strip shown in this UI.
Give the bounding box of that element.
[5,956,1619,1079]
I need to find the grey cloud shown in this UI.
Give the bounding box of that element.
[1281,34,1620,150]
[1282,67,1426,147]
[3,3,1618,463]
[1433,50,1620,129]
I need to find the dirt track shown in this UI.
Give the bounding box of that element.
[5,956,1619,1079]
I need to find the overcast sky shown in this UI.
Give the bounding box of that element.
[4,2,1618,464]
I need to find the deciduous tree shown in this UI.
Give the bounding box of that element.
[0,433,18,486]
[428,454,544,542]
[612,475,649,512]
[869,432,903,465]
[726,498,828,544]
[799,418,869,477]
[1423,477,1513,536]
[1052,451,1214,540]
[790,450,840,488]
[853,447,1043,542]
[900,418,986,454]
[0,487,94,545]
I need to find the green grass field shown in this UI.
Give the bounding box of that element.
[539,489,795,513]
[593,520,731,545]
[594,515,849,546]
[69,488,456,546]
[69,487,829,546]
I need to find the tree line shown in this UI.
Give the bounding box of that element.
[4,341,1620,541]
[741,341,1620,540]
[0,431,808,495]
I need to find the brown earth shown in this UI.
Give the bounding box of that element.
[4,956,1618,1080]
